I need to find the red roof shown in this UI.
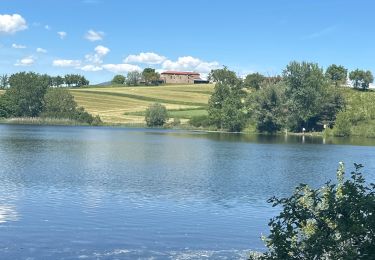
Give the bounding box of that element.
[161,71,200,75]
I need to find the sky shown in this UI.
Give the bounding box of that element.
[1,0,375,84]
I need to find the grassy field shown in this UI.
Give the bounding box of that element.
[70,84,214,124]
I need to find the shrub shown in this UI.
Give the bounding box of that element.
[189,115,210,128]
[145,103,168,127]
[252,163,375,260]
[333,111,352,137]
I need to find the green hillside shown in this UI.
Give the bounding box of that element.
[69,84,214,124]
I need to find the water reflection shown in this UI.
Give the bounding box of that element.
[0,124,374,258]
[0,204,18,223]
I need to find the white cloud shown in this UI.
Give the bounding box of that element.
[85,29,104,41]
[15,56,34,66]
[52,59,81,67]
[44,25,50,30]
[102,63,141,73]
[162,56,220,73]
[57,31,67,39]
[85,45,110,64]
[36,47,47,53]
[12,43,26,49]
[0,14,27,34]
[124,52,166,64]
[80,64,103,72]
[94,45,109,56]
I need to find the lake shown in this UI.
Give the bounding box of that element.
[0,125,374,259]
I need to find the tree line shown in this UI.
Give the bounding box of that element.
[0,72,100,125]
[0,73,89,89]
[111,68,161,86]
[203,62,373,133]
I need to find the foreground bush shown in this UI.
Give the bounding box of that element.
[145,103,168,127]
[252,163,375,260]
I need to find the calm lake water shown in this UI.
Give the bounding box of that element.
[0,124,374,259]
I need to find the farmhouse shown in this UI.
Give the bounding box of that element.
[160,71,208,84]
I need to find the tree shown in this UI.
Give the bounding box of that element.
[244,73,265,90]
[126,71,142,86]
[145,103,169,127]
[349,69,374,90]
[283,61,328,131]
[248,82,287,133]
[142,68,160,85]
[4,72,50,117]
[208,66,242,87]
[42,88,78,118]
[221,95,246,132]
[112,75,125,85]
[0,74,9,89]
[55,75,64,87]
[208,67,247,131]
[325,64,348,87]
[42,88,101,125]
[253,163,375,260]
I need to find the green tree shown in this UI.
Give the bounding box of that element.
[244,73,265,90]
[4,72,50,117]
[126,71,142,86]
[142,68,160,85]
[112,74,125,85]
[208,66,242,87]
[283,61,328,131]
[253,163,375,260]
[208,67,247,131]
[349,69,374,90]
[325,64,348,87]
[42,88,101,125]
[248,82,287,133]
[55,75,64,87]
[42,88,78,118]
[145,103,169,127]
[221,95,246,132]
[0,74,9,89]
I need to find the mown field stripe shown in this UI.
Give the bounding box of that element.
[72,90,208,107]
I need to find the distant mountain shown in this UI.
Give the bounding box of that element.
[95,81,112,86]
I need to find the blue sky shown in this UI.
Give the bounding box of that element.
[1,0,375,83]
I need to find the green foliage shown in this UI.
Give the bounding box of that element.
[4,72,50,117]
[208,67,247,131]
[283,61,331,131]
[333,111,352,136]
[208,66,242,87]
[42,88,78,118]
[111,74,125,85]
[221,96,246,132]
[126,71,142,86]
[145,103,169,127]
[248,82,287,133]
[64,74,89,87]
[349,69,374,90]
[142,68,160,85]
[254,163,375,260]
[325,64,348,87]
[42,88,101,125]
[189,115,210,128]
[244,73,265,90]
[0,74,9,89]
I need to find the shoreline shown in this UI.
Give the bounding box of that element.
[0,116,326,136]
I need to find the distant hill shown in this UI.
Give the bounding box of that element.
[95,81,112,86]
